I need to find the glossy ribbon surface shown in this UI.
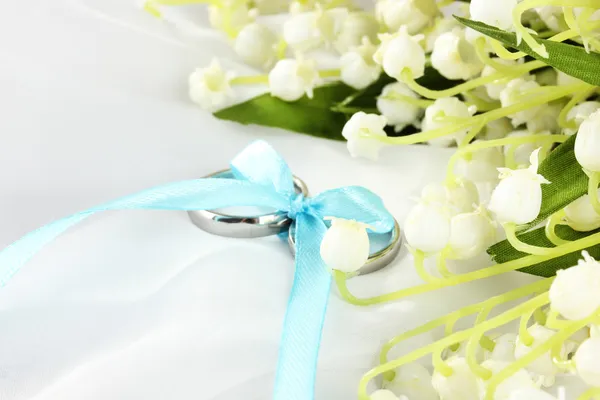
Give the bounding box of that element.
[0,140,394,400]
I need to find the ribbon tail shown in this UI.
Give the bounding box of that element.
[0,179,289,287]
[273,212,331,400]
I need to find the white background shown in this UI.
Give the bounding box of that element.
[0,1,537,399]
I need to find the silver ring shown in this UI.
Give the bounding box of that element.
[188,169,309,238]
[288,219,402,275]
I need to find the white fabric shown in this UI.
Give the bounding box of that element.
[0,1,539,399]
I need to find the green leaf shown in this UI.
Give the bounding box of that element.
[524,135,588,230]
[214,67,462,140]
[214,82,355,140]
[488,225,600,277]
[455,16,600,86]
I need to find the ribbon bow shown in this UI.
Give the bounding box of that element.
[0,140,395,400]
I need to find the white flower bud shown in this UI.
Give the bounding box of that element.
[488,148,550,224]
[564,101,600,136]
[340,38,381,90]
[482,118,513,140]
[575,337,600,386]
[404,201,451,253]
[421,180,479,215]
[341,112,388,160]
[470,0,518,30]
[208,1,255,36]
[376,82,422,132]
[282,11,321,52]
[425,16,461,52]
[384,363,438,400]
[269,57,319,102]
[503,130,549,169]
[481,60,520,100]
[564,192,600,231]
[283,6,347,51]
[333,12,379,54]
[575,109,600,172]
[535,6,566,32]
[500,77,544,127]
[549,251,600,321]
[448,207,496,260]
[478,359,536,400]
[234,23,278,70]
[455,142,505,183]
[431,28,484,80]
[374,27,426,81]
[188,59,235,112]
[370,389,403,400]
[320,218,370,273]
[514,324,565,381]
[488,333,517,363]
[526,102,563,134]
[376,0,437,34]
[508,387,558,400]
[432,357,480,400]
[422,97,473,147]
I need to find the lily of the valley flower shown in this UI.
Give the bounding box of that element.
[340,38,382,90]
[188,59,235,112]
[431,28,484,80]
[268,57,319,101]
[233,23,279,70]
[448,206,496,260]
[514,324,565,386]
[370,389,406,400]
[470,0,518,31]
[478,359,537,400]
[341,112,388,160]
[320,217,371,273]
[404,201,451,253]
[488,148,550,224]
[500,77,545,127]
[575,109,600,172]
[574,337,600,387]
[283,5,347,52]
[481,59,520,100]
[422,97,474,147]
[454,142,505,183]
[432,356,480,400]
[564,191,600,231]
[384,363,439,400]
[376,0,437,34]
[374,27,426,81]
[376,82,423,132]
[208,0,256,37]
[564,101,600,136]
[549,251,600,321]
[334,12,379,54]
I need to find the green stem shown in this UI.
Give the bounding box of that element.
[458,120,486,148]
[558,87,595,129]
[366,83,584,146]
[335,230,600,307]
[504,222,556,256]
[378,279,553,377]
[359,293,552,400]
[401,61,545,100]
[545,209,569,246]
[230,75,269,85]
[578,387,600,400]
[319,69,341,78]
[377,93,434,108]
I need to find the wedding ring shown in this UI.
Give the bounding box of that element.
[188,169,309,238]
[287,219,403,275]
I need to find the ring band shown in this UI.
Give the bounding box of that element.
[188,169,309,238]
[287,219,402,275]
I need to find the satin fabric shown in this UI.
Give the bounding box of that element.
[0,140,394,400]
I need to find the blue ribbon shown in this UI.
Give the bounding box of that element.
[0,140,394,400]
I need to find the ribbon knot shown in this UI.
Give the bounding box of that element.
[0,140,395,400]
[287,193,310,220]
